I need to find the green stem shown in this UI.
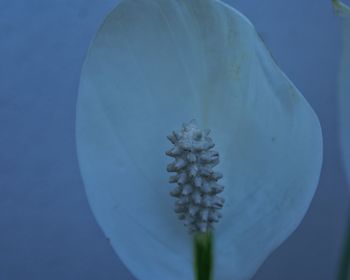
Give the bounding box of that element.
[338,211,350,280]
[193,231,214,280]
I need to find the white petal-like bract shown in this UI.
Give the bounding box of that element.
[76,0,323,279]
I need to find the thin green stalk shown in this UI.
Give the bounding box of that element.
[193,231,214,280]
[338,211,350,280]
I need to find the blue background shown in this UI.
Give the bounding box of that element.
[0,0,348,279]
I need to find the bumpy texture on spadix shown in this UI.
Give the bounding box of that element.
[334,1,350,184]
[166,120,224,233]
[76,0,323,279]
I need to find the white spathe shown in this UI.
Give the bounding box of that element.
[335,1,350,185]
[76,0,323,279]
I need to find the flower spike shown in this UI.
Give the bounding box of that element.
[166,120,224,234]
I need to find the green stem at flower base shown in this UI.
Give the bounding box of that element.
[194,232,214,280]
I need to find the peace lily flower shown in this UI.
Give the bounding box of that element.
[333,0,350,184]
[76,0,323,279]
